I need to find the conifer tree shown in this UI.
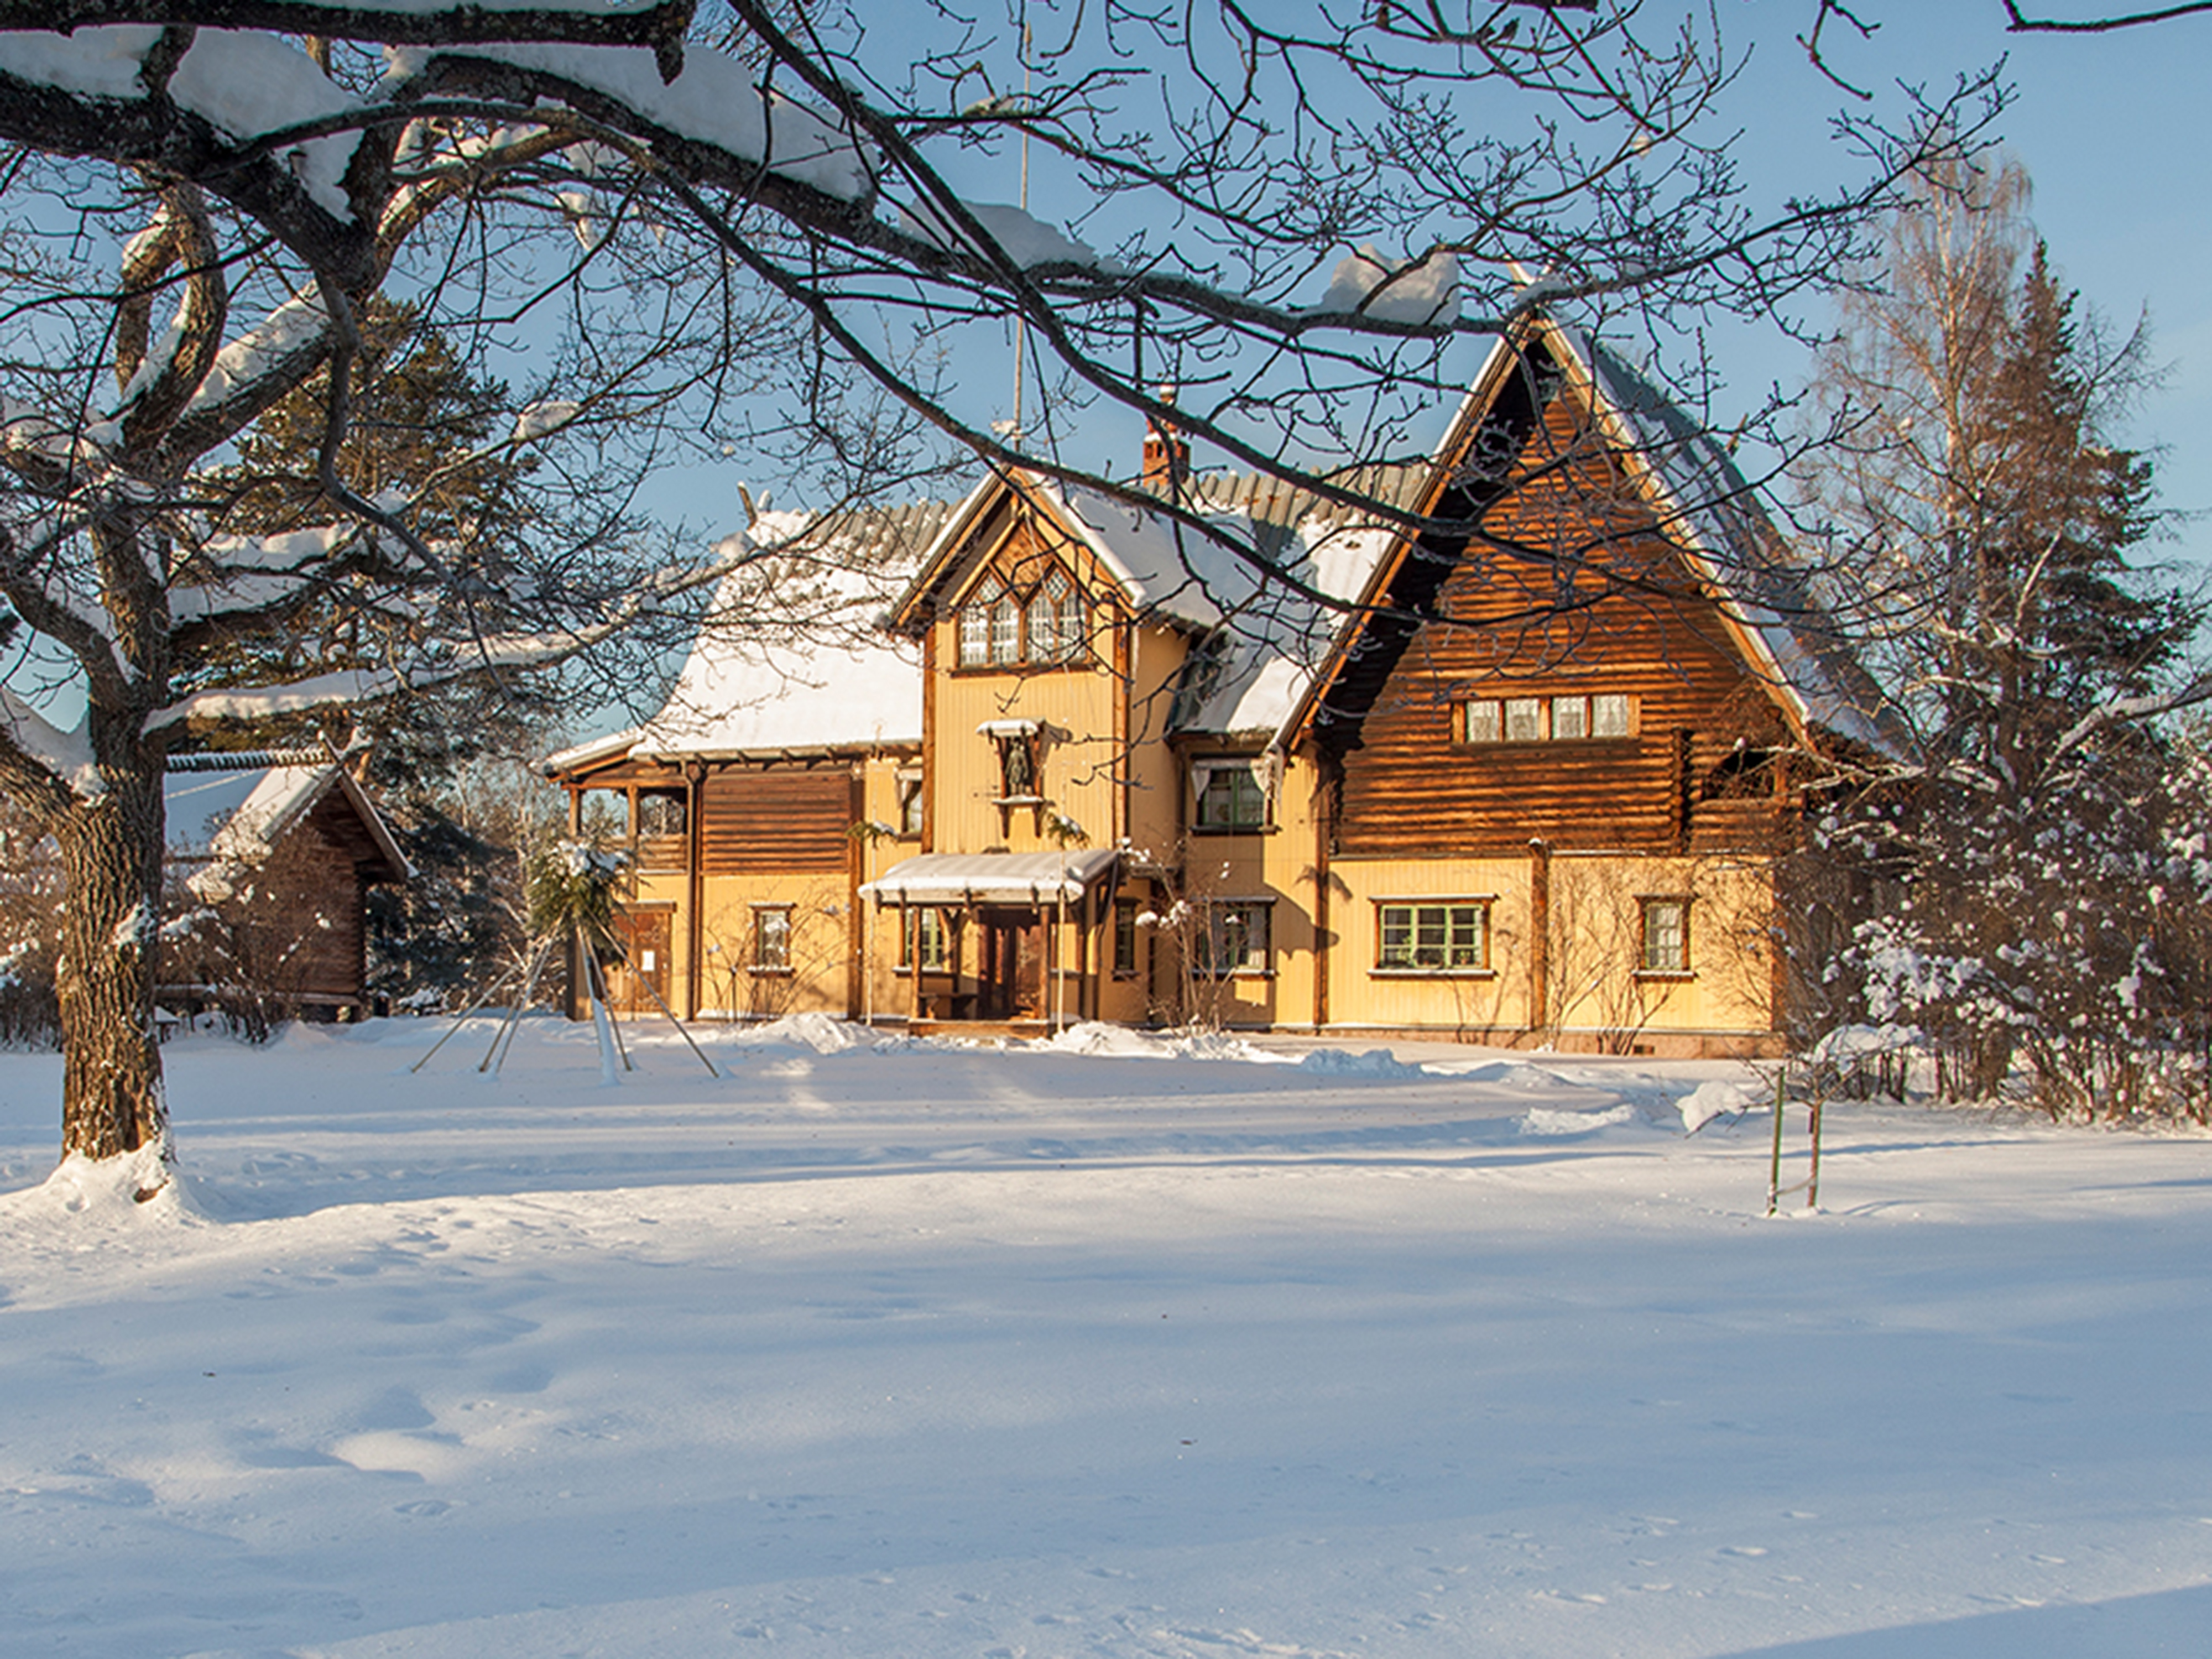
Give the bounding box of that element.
[1799,161,2211,1117]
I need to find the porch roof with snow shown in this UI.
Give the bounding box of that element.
[861,848,1121,907]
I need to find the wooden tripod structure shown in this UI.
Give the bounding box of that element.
[411,918,718,1079]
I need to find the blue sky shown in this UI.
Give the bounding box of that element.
[670,5,2209,577]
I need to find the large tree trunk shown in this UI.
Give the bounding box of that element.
[55,763,169,1162]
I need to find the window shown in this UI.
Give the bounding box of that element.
[896,768,925,836]
[989,590,1021,664]
[1194,900,1270,977]
[1193,760,1268,831]
[635,789,687,837]
[1053,576,1086,660]
[576,787,629,839]
[753,905,792,973]
[899,907,951,972]
[1027,572,1082,662]
[957,567,1089,668]
[959,585,997,666]
[1376,901,1490,972]
[1640,898,1691,974]
[1113,898,1140,976]
[1464,692,1637,744]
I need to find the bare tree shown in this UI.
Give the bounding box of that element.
[0,3,1990,1167]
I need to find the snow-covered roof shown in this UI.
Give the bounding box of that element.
[1567,333,1901,754]
[555,502,953,770]
[1287,316,1899,758]
[888,463,1422,743]
[861,848,1121,906]
[164,754,411,894]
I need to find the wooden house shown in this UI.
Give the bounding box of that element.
[546,317,1888,1053]
[163,751,413,1020]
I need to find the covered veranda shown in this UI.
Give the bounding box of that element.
[862,849,1122,1030]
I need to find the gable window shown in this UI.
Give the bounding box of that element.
[1464,692,1637,744]
[957,566,1091,669]
[1193,759,1269,831]
[1639,897,1692,975]
[959,584,998,666]
[989,588,1021,664]
[753,905,793,973]
[1376,900,1490,973]
[1193,899,1271,977]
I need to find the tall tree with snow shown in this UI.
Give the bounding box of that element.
[0,3,1989,1164]
[1797,159,2210,1116]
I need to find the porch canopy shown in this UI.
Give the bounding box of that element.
[862,848,1120,906]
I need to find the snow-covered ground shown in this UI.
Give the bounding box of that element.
[3,1016,2209,1658]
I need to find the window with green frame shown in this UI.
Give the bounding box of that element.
[1375,900,1490,971]
[1192,900,1270,977]
[1193,761,1267,830]
[898,907,951,972]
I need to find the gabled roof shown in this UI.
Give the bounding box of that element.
[888,463,1420,742]
[1286,315,1898,756]
[165,752,411,896]
[886,467,1260,635]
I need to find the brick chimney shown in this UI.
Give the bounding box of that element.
[1141,384,1190,491]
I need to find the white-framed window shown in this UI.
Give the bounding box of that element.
[1590,693,1632,738]
[1376,900,1490,972]
[753,905,793,973]
[989,590,1021,664]
[1193,899,1271,977]
[959,566,1089,668]
[1026,585,1058,662]
[959,583,998,666]
[1639,896,1692,974]
[1053,575,1086,660]
[1465,692,1637,744]
[896,768,925,836]
[1192,759,1269,831]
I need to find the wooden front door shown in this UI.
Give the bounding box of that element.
[977,907,1044,1020]
[607,907,672,1016]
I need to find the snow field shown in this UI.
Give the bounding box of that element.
[2,1018,2210,1657]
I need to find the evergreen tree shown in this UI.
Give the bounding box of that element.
[1798,162,2211,1118]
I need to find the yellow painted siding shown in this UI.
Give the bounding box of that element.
[1326,855,1536,1033]
[692,872,852,1020]
[1545,852,1775,1041]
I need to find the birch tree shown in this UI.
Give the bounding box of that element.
[0,1,1989,1167]
[1796,160,2211,1117]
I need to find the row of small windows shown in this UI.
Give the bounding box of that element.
[1463,692,1635,745]
[957,572,1087,667]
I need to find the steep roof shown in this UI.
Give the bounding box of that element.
[1288,316,1898,757]
[165,752,411,896]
